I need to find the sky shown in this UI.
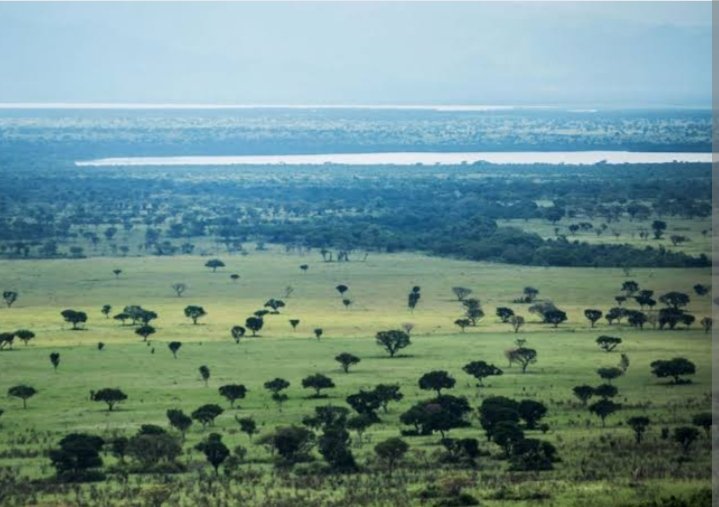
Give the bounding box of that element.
[0,2,711,107]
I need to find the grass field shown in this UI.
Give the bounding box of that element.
[0,249,713,506]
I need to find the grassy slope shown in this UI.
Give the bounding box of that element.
[0,249,712,506]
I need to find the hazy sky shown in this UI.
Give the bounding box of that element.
[0,2,711,106]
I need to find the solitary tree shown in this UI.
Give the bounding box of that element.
[627,416,650,444]
[584,309,603,328]
[198,365,211,386]
[302,373,335,398]
[418,370,456,396]
[166,409,192,440]
[335,284,349,296]
[3,291,18,308]
[509,315,525,333]
[700,317,713,334]
[510,347,538,373]
[588,399,621,427]
[230,273,240,282]
[300,264,309,272]
[335,352,360,373]
[93,388,127,411]
[50,352,61,371]
[314,328,324,340]
[230,417,256,443]
[342,298,352,309]
[596,336,622,352]
[195,433,229,475]
[15,329,35,346]
[61,309,88,330]
[205,259,225,272]
[451,287,472,301]
[597,367,623,384]
[168,341,182,358]
[496,307,515,323]
[572,385,594,406]
[463,361,503,388]
[374,437,409,477]
[171,283,187,297]
[650,358,696,384]
[8,384,37,409]
[544,309,568,328]
[651,220,667,239]
[184,305,206,324]
[376,329,411,358]
[289,319,300,331]
[219,384,248,408]
[454,319,471,332]
[135,324,156,341]
[231,326,246,343]
[191,404,224,428]
[112,269,122,279]
[245,316,264,336]
[101,305,112,318]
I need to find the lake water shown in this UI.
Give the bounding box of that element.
[76,151,712,167]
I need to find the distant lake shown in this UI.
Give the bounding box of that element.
[76,151,712,167]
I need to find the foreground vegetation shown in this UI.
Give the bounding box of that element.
[0,251,712,506]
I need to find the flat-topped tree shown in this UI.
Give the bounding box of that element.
[621,281,639,296]
[191,404,224,428]
[463,361,503,388]
[101,305,112,318]
[454,319,470,332]
[50,352,60,371]
[376,329,411,358]
[264,298,286,313]
[135,325,155,341]
[596,336,622,352]
[289,319,300,331]
[49,433,105,482]
[184,305,206,324]
[659,292,690,310]
[544,309,567,328]
[335,352,360,373]
[219,384,248,408]
[245,316,263,336]
[93,388,127,411]
[418,370,456,396]
[335,284,349,297]
[264,378,290,409]
[597,367,623,384]
[650,357,696,384]
[302,373,335,398]
[300,264,309,272]
[572,385,594,406]
[589,399,621,427]
[3,291,18,308]
[171,283,187,297]
[230,273,240,282]
[15,329,35,346]
[509,347,538,373]
[205,259,225,272]
[584,309,603,328]
[112,269,122,279]
[627,416,650,444]
[8,384,36,409]
[61,309,87,330]
[235,416,257,440]
[168,341,182,358]
[231,326,246,343]
[496,307,514,323]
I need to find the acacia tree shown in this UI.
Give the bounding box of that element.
[49,433,105,482]
[49,352,61,371]
[171,283,187,297]
[650,358,696,384]
[451,287,472,301]
[8,384,37,409]
[166,409,193,440]
[335,284,349,297]
[496,307,515,323]
[101,305,112,318]
[199,365,211,386]
[454,318,471,332]
[418,370,456,396]
[231,326,246,343]
[463,299,484,326]
[135,324,155,341]
[597,367,623,384]
[372,384,403,413]
[168,341,182,358]
[236,416,258,440]
[195,433,230,475]
[314,328,324,340]
[510,347,538,373]
[544,309,568,328]
[596,336,622,352]
[191,404,224,428]
[584,309,603,328]
[335,352,360,373]
[374,437,409,477]
[15,329,35,346]
[3,291,18,308]
[659,292,690,310]
[518,400,547,429]
[93,388,127,411]
[509,315,525,333]
[289,319,300,331]
[376,329,411,358]
[184,305,206,324]
[627,416,650,444]
[245,316,264,336]
[572,385,594,406]
[302,373,335,398]
[219,384,248,408]
[205,259,225,272]
[463,361,503,388]
[61,309,87,330]
[264,378,290,409]
[588,399,621,427]
[700,317,712,334]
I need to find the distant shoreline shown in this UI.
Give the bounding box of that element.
[76,151,712,167]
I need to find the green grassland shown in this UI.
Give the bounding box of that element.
[0,249,713,506]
